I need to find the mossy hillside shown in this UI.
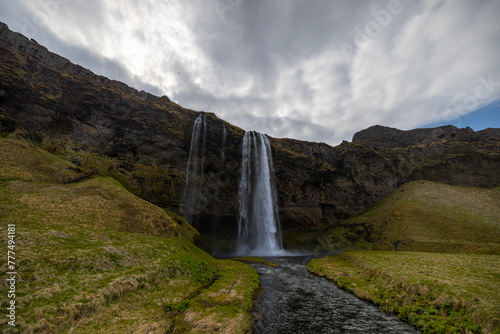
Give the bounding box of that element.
[319,180,500,253]
[0,177,215,333]
[282,229,323,252]
[1,131,185,210]
[0,137,258,333]
[43,136,185,208]
[307,251,500,333]
[68,241,259,334]
[0,135,80,183]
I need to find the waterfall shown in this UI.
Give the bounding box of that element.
[237,131,283,255]
[181,113,206,225]
[221,123,227,164]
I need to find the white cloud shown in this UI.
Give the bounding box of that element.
[339,0,500,134]
[0,0,498,145]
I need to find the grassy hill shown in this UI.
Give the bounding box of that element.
[0,135,258,333]
[309,179,500,333]
[318,180,500,253]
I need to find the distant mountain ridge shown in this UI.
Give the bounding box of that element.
[1,21,499,252]
[352,124,500,149]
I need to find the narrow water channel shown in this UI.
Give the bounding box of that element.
[249,256,420,334]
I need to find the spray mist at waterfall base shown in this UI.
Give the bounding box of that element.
[233,247,296,257]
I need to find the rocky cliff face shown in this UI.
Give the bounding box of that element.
[273,128,500,235]
[1,22,499,251]
[352,124,500,148]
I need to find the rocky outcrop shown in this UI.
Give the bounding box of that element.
[1,22,499,252]
[0,22,188,159]
[273,133,500,234]
[353,124,469,148]
[352,124,500,149]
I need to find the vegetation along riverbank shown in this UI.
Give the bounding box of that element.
[307,251,500,334]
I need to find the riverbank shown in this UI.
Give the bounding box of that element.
[307,251,500,334]
[248,256,419,334]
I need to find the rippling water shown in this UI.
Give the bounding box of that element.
[249,256,421,334]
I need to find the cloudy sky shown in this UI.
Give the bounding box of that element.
[1,0,499,145]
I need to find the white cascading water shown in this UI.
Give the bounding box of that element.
[237,131,283,255]
[181,113,206,225]
[221,123,226,163]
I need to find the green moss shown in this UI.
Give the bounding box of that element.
[282,229,322,250]
[167,254,218,283]
[164,208,200,243]
[233,256,266,263]
[265,261,279,267]
[232,256,278,267]
[164,299,193,312]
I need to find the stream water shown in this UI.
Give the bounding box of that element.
[249,256,421,334]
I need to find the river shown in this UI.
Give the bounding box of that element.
[248,256,421,334]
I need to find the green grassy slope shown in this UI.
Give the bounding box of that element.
[319,180,500,253]
[0,136,258,333]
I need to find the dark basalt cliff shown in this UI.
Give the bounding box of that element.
[1,22,499,251]
[352,124,500,148]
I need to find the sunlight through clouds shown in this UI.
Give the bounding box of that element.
[1,0,498,145]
